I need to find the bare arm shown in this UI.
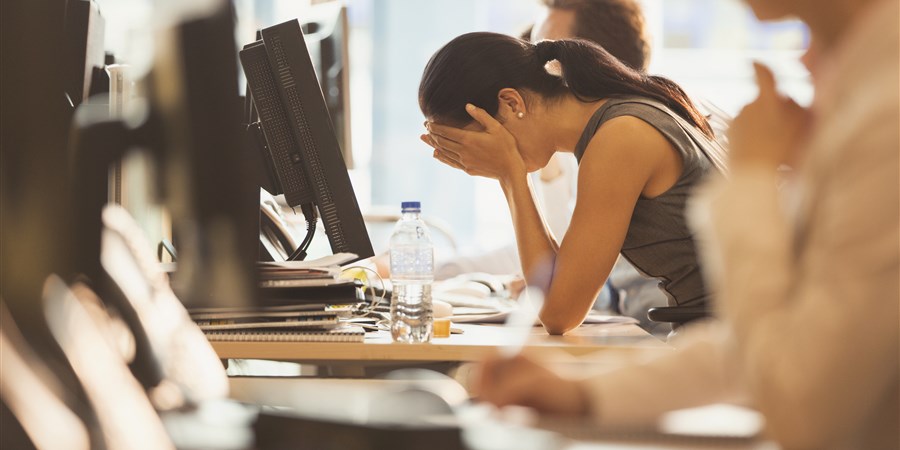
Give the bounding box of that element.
[427,105,671,334]
[537,117,663,333]
[500,174,560,277]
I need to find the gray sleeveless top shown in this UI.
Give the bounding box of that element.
[574,96,719,307]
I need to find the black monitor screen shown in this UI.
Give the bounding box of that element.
[240,19,374,263]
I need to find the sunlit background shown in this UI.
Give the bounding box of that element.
[96,0,810,264]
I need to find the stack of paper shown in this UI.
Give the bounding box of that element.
[190,304,366,343]
[258,253,358,288]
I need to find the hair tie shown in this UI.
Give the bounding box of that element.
[534,40,558,64]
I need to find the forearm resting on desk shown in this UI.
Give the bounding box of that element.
[500,175,571,332]
[501,175,612,335]
[502,174,560,283]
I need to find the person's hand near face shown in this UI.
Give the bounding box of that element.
[423,104,529,186]
[728,63,812,170]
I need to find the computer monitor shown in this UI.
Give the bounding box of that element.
[155,1,261,308]
[64,0,259,393]
[302,3,353,168]
[64,0,106,107]
[240,19,374,263]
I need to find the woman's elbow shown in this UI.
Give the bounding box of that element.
[539,313,582,335]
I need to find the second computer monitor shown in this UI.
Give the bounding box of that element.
[302,3,352,168]
[240,19,374,263]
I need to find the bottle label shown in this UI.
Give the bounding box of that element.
[390,246,434,280]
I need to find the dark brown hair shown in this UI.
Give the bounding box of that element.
[541,0,650,71]
[418,32,714,139]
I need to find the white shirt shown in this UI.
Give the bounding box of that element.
[434,154,578,279]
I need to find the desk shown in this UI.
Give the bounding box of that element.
[229,377,772,450]
[210,323,668,366]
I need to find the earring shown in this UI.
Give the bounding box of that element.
[516,111,525,119]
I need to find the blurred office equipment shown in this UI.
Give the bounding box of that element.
[42,276,175,450]
[1,1,91,444]
[4,1,262,446]
[64,0,257,394]
[242,371,467,450]
[1,0,77,347]
[101,205,230,404]
[64,0,107,108]
[152,0,259,309]
[0,300,93,450]
[241,18,374,263]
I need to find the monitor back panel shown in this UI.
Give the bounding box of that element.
[244,20,374,261]
[241,41,316,206]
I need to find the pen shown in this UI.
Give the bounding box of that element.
[499,286,545,358]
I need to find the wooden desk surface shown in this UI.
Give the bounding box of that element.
[210,323,668,364]
[229,377,769,450]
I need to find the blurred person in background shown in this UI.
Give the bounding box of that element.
[477,0,898,447]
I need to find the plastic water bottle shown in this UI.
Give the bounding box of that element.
[389,201,434,343]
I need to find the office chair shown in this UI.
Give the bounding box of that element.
[647,305,709,325]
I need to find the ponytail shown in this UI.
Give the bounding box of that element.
[533,39,715,139]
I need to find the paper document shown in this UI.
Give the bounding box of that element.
[451,308,638,325]
[257,252,358,269]
[435,287,638,325]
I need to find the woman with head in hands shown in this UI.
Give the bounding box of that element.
[419,32,726,335]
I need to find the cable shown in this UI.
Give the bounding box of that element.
[287,203,317,261]
[339,266,387,309]
[340,266,390,330]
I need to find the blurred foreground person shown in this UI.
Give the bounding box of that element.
[477,0,899,448]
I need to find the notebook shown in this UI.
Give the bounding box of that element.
[195,316,340,331]
[190,310,337,321]
[204,325,366,343]
[260,281,360,306]
[260,278,354,288]
[188,303,329,314]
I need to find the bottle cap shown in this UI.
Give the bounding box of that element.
[401,201,421,212]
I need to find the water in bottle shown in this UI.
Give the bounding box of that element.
[389,201,434,343]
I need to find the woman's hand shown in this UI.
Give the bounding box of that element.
[728,63,811,170]
[476,353,590,416]
[422,104,527,186]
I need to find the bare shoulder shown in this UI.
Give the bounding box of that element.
[578,115,683,197]
[580,115,674,170]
